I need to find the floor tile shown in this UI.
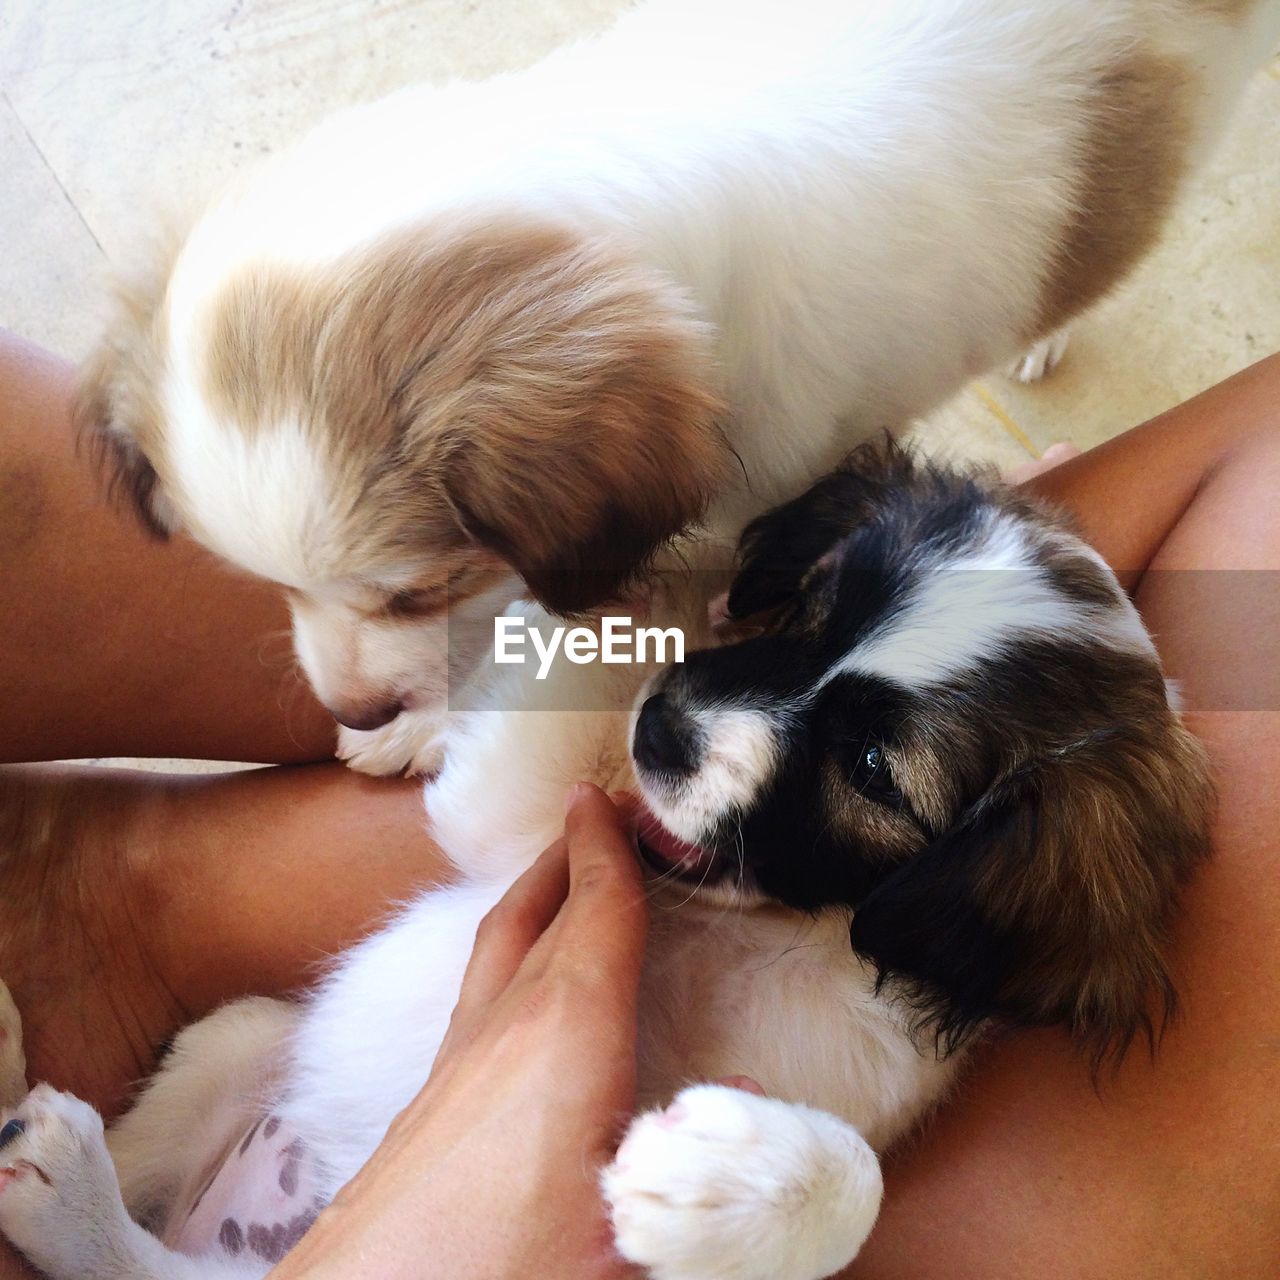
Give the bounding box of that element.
[0,91,105,357]
[1,0,628,270]
[909,387,1035,476]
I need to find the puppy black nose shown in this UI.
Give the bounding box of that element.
[330,698,404,732]
[633,695,698,776]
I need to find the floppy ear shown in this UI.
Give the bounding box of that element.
[446,436,722,615]
[727,435,922,619]
[850,716,1212,1064]
[435,283,729,616]
[76,351,174,539]
[74,237,180,538]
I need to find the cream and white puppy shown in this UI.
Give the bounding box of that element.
[80,0,1280,774]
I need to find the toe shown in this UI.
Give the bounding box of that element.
[0,1119,24,1152]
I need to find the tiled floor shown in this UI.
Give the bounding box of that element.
[2,1,1277,468]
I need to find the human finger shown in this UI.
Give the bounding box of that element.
[550,784,648,986]
[447,840,571,1028]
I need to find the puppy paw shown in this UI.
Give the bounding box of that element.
[1006,327,1070,383]
[337,708,447,777]
[0,1085,138,1279]
[0,983,25,1109]
[603,1084,882,1280]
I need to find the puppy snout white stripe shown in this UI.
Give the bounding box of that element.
[644,706,782,843]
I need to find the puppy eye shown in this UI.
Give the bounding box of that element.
[385,587,446,619]
[846,740,903,806]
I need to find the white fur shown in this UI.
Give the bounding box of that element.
[641,704,783,845]
[0,1087,262,1280]
[165,419,341,589]
[0,579,955,1280]
[832,512,1157,690]
[605,1085,883,1280]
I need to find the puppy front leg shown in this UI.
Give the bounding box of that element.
[0,1086,267,1280]
[1006,325,1071,383]
[603,1084,883,1280]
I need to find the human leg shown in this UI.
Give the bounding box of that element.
[0,331,332,764]
[0,762,443,1119]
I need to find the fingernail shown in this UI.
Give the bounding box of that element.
[564,781,592,815]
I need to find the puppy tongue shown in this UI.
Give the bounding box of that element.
[637,808,709,871]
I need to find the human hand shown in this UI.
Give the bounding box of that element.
[273,783,649,1280]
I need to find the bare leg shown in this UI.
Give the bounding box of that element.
[850,353,1280,1278]
[0,763,444,1118]
[0,335,445,1277]
[0,331,332,764]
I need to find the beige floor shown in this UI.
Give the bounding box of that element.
[3,0,1278,468]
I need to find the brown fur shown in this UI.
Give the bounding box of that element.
[1191,0,1257,18]
[965,672,1211,1059]
[851,601,1213,1062]
[1034,51,1193,339]
[836,633,1211,1064]
[198,217,730,612]
[74,232,182,537]
[77,216,728,615]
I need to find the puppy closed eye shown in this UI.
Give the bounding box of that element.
[384,587,450,619]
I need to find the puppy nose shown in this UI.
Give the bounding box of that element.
[633,695,698,776]
[329,698,404,732]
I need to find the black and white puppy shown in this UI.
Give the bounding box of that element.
[0,444,1211,1280]
[633,442,1211,1062]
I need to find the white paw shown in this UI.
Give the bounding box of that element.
[0,983,25,1109]
[603,1085,882,1280]
[337,707,447,777]
[0,1085,137,1279]
[1006,327,1071,383]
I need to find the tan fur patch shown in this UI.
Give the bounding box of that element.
[1189,0,1256,19]
[199,217,729,609]
[1033,51,1193,339]
[820,759,925,862]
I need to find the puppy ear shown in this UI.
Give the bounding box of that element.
[76,351,174,539]
[850,714,1212,1065]
[432,259,729,616]
[727,435,921,619]
[445,432,722,615]
[74,238,180,538]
